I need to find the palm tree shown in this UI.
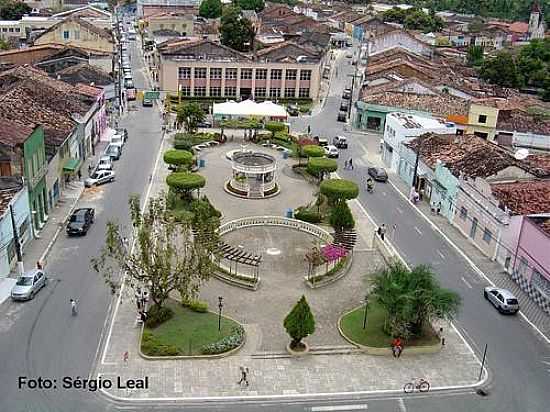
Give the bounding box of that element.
[371,263,461,338]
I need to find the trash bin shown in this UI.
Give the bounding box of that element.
[282,151,289,159]
[198,159,206,168]
[285,208,293,218]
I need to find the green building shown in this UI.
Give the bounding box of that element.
[0,120,48,231]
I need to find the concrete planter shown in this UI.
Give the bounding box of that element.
[286,341,310,357]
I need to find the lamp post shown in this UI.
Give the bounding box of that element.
[362,295,369,329]
[218,296,224,332]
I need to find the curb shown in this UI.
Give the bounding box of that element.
[39,186,84,263]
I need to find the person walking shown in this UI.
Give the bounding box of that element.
[344,159,348,169]
[88,163,93,175]
[391,337,403,358]
[237,366,249,387]
[348,158,353,170]
[70,299,78,316]
[77,169,82,181]
[377,224,387,241]
[123,351,129,363]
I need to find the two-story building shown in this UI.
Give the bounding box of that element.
[0,120,48,231]
[158,39,324,101]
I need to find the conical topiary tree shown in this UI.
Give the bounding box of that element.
[284,295,315,350]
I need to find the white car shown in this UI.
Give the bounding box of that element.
[11,269,47,301]
[110,134,125,151]
[97,155,113,171]
[324,145,339,158]
[85,170,115,187]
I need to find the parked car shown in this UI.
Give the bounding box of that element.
[124,79,134,89]
[337,111,347,122]
[11,269,47,301]
[197,120,212,128]
[367,166,388,182]
[333,135,348,148]
[324,145,339,158]
[142,97,153,107]
[117,128,129,142]
[105,144,122,160]
[110,134,125,150]
[317,137,328,147]
[97,155,113,171]
[342,88,352,99]
[340,101,349,112]
[67,208,95,236]
[484,287,519,314]
[85,170,116,187]
[287,104,299,116]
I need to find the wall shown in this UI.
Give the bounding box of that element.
[148,16,193,35]
[45,150,62,210]
[515,217,550,282]
[432,162,459,222]
[466,104,498,140]
[35,20,113,53]
[368,30,432,57]
[0,188,32,279]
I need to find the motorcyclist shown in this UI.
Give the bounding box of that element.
[366,177,375,192]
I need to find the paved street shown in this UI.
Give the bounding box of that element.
[290,48,550,411]
[0,37,163,412]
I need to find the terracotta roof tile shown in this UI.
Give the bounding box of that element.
[497,109,550,135]
[491,181,550,215]
[0,118,35,147]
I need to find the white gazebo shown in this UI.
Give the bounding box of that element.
[213,99,288,120]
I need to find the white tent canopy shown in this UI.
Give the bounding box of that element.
[213,99,288,118]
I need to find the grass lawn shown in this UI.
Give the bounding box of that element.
[340,300,440,348]
[142,300,241,356]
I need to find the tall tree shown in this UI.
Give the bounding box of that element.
[284,295,315,350]
[466,45,484,67]
[176,101,205,133]
[479,51,523,88]
[219,5,255,52]
[0,0,31,20]
[91,194,219,309]
[199,0,222,18]
[235,0,265,11]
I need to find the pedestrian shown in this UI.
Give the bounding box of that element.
[378,224,386,241]
[140,311,147,323]
[123,351,129,363]
[88,163,93,175]
[344,159,348,169]
[392,223,397,239]
[237,366,249,387]
[391,337,403,358]
[307,125,311,135]
[438,327,445,346]
[77,169,82,181]
[36,260,43,270]
[348,158,353,170]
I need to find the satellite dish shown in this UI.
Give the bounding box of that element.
[514,148,529,160]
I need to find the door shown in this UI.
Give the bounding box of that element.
[470,217,478,239]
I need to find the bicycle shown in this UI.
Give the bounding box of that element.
[403,377,430,393]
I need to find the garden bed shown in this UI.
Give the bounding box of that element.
[140,300,245,357]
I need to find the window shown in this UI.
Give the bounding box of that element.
[225,68,237,80]
[255,69,267,79]
[224,86,236,96]
[193,86,206,97]
[210,68,222,79]
[298,88,310,98]
[179,86,191,96]
[209,87,221,97]
[178,67,191,79]
[15,28,20,32]
[469,217,478,239]
[284,88,295,98]
[74,30,80,40]
[460,207,467,220]
[269,88,280,98]
[482,228,492,244]
[270,69,282,80]
[478,114,487,124]
[8,27,14,32]
[300,70,312,80]
[285,69,297,80]
[255,87,266,98]
[63,30,70,40]
[194,68,207,79]
[240,68,253,80]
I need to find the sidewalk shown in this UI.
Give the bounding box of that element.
[363,144,550,337]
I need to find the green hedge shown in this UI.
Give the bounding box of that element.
[145,305,174,328]
[329,201,355,230]
[307,157,338,177]
[163,149,193,167]
[182,300,209,313]
[294,208,321,223]
[201,325,245,355]
[166,172,206,193]
[303,145,325,158]
[141,331,180,356]
[320,179,359,203]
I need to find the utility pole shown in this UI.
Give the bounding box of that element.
[9,204,24,275]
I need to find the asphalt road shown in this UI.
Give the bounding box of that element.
[290,47,550,412]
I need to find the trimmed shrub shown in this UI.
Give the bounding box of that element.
[329,201,355,231]
[265,121,286,136]
[201,325,245,355]
[295,208,321,223]
[166,172,206,195]
[284,295,315,350]
[163,149,194,169]
[302,144,325,158]
[145,305,174,328]
[182,300,209,313]
[320,179,359,203]
[307,157,337,178]
[141,331,181,356]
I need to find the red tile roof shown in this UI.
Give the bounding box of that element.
[491,181,550,215]
[74,82,102,97]
[508,22,529,34]
[0,118,36,147]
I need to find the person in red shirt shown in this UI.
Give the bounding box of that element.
[392,337,403,358]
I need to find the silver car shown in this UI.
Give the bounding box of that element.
[484,287,519,314]
[11,269,47,301]
[85,170,115,187]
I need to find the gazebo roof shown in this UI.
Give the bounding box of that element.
[213,99,288,117]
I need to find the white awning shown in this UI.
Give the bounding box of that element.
[213,99,288,118]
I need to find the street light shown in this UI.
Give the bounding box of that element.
[362,295,369,329]
[218,296,224,332]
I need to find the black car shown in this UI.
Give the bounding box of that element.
[342,88,352,99]
[142,98,153,107]
[337,111,347,122]
[287,104,299,116]
[367,167,388,182]
[340,101,349,112]
[67,208,95,236]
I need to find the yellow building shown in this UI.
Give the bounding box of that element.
[34,16,113,53]
[466,103,499,140]
[145,12,194,37]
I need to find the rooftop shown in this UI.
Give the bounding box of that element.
[34,15,113,43]
[0,118,36,147]
[387,112,450,130]
[491,181,550,215]
[0,176,24,218]
[497,109,550,135]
